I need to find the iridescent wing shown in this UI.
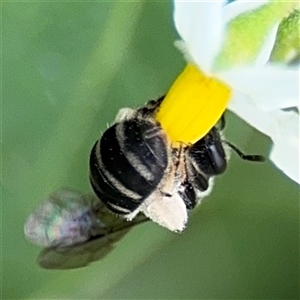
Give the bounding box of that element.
[38,227,130,269]
[24,189,147,269]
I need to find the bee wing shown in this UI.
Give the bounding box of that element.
[24,189,107,248]
[37,229,130,269]
[25,189,148,269]
[38,213,147,269]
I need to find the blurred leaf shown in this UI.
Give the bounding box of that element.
[3,2,299,299]
[216,2,297,69]
[270,9,300,64]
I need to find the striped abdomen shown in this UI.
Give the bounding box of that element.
[89,118,169,215]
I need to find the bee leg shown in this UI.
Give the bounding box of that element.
[218,113,226,130]
[138,95,165,117]
[178,181,197,210]
[139,190,188,232]
[158,170,176,198]
[157,150,181,198]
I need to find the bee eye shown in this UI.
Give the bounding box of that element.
[89,118,169,215]
[188,127,227,175]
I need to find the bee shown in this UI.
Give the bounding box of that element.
[24,189,148,269]
[89,96,264,232]
[25,97,264,269]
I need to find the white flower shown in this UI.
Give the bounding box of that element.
[174,0,299,184]
[128,1,299,233]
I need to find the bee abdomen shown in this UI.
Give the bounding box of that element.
[90,118,169,214]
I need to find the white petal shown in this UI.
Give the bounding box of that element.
[269,111,299,184]
[139,191,187,232]
[228,91,279,137]
[254,24,279,67]
[174,1,226,73]
[270,142,299,184]
[229,92,299,183]
[219,66,300,111]
[223,0,270,24]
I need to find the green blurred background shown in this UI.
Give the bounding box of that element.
[2,2,299,299]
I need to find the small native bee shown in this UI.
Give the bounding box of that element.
[89,96,264,232]
[25,97,264,269]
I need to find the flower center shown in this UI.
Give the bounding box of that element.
[155,64,232,146]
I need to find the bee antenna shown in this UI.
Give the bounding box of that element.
[224,141,265,162]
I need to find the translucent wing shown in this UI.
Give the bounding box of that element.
[24,189,147,269]
[37,219,145,269]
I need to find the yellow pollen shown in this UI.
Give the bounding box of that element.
[155,64,231,146]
